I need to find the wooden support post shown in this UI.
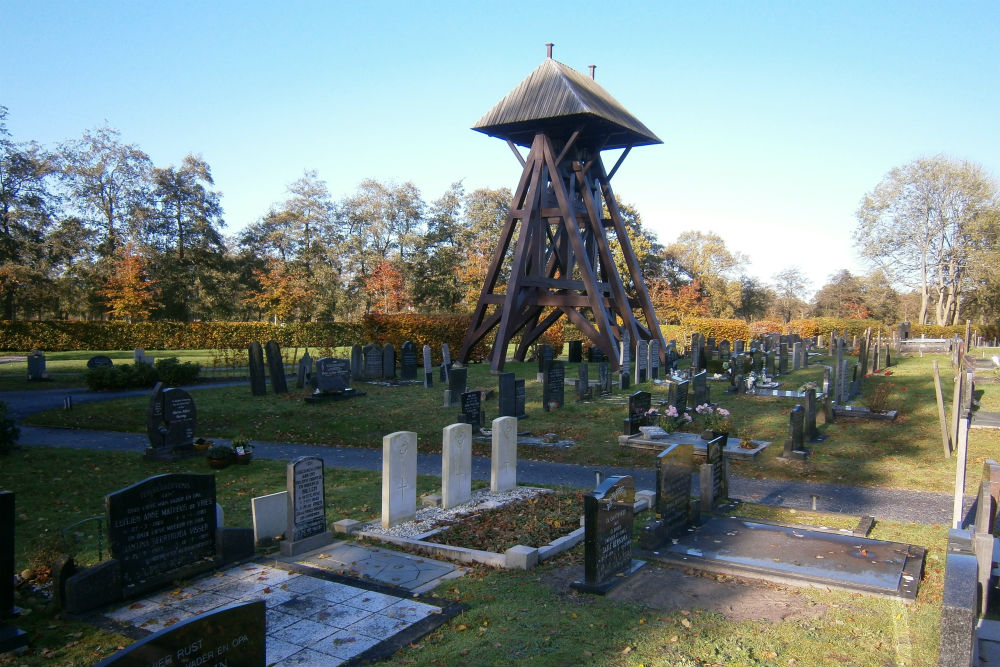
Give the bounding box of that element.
[933,360,952,458]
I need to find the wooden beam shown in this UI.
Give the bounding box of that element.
[507,139,526,168]
[606,146,632,182]
[554,127,583,166]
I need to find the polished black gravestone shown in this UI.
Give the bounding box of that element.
[542,361,565,410]
[264,340,288,394]
[94,600,265,667]
[247,342,266,396]
[26,350,48,381]
[568,340,583,363]
[363,343,383,380]
[624,391,652,436]
[447,366,467,405]
[572,475,645,594]
[108,474,217,592]
[0,491,28,654]
[281,456,332,556]
[641,442,695,549]
[699,435,728,510]
[87,355,114,369]
[383,343,396,380]
[537,344,554,374]
[306,357,364,403]
[498,372,523,418]
[576,363,592,401]
[295,352,313,389]
[145,386,199,461]
[401,340,418,380]
[780,405,809,460]
[459,391,483,431]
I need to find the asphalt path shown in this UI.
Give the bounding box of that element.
[2,383,973,527]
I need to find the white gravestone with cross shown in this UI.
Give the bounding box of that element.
[442,423,473,509]
[382,431,417,528]
[491,416,518,493]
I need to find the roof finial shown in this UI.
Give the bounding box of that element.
[545,43,554,59]
[588,65,596,79]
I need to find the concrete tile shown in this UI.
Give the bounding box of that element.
[197,573,240,591]
[221,563,265,579]
[344,612,409,640]
[207,577,271,600]
[244,566,297,586]
[276,595,333,618]
[310,581,368,604]
[342,590,402,612]
[382,598,439,623]
[168,591,232,615]
[314,630,382,660]
[265,637,302,666]
[105,600,166,624]
[266,609,301,632]
[243,586,296,608]
[144,585,201,605]
[283,575,336,595]
[270,619,337,646]
[273,648,345,667]
[133,606,189,632]
[310,604,372,629]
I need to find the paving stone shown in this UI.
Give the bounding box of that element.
[312,604,372,629]
[345,612,410,639]
[169,591,233,614]
[266,608,302,632]
[310,581,371,605]
[270,618,338,646]
[265,637,304,666]
[274,647,345,667]
[282,574,334,594]
[383,598,439,623]
[342,590,401,612]
[316,630,382,659]
[275,594,332,617]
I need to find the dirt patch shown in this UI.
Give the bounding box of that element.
[542,562,826,623]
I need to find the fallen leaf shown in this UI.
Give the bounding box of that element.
[456,624,467,631]
[681,618,692,628]
[621,646,632,655]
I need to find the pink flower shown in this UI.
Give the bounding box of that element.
[717,408,730,417]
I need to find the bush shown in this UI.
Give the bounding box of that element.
[0,401,19,455]
[155,357,200,385]
[84,362,159,391]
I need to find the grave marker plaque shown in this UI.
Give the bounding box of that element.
[264,340,288,394]
[94,600,265,667]
[314,357,350,393]
[573,475,644,594]
[281,456,331,555]
[106,474,217,589]
[401,340,418,380]
[26,350,46,380]
[247,343,266,396]
[653,443,694,542]
[542,361,565,410]
[460,391,483,429]
[87,355,114,369]
[363,343,383,380]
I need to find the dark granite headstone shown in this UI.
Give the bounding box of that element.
[422,344,433,387]
[572,475,644,594]
[314,357,350,393]
[107,474,217,590]
[247,342,266,396]
[649,340,661,379]
[700,436,727,509]
[498,372,526,418]
[599,362,611,394]
[26,350,46,380]
[542,361,565,410]
[0,491,27,654]
[576,363,592,401]
[401,341,418,380]
[733,339,745,355]
[778,344,789,375]
[264,340,287,394]
[674,379,690,414]
[440,343,451,381]
[588,346,606,363]
[383,343,396,379]
[665,341,679,371]
[624,391,652,436]
[350,344,363,380]
[87,355,114,369]
[691,371,709,407]
[805,388,818,441]
[363,343,383,380]
[718,340,730,360]
[285,456,327,543]
[782,405,808,460]
[460,391,483,429]
[635,339,648,384]
[652,442,694,542]
[94,600,265,667]
[514,378,526,419]
[295,352,313,389]
[448,366,467,400]
[537,344,554,373]
[568,340,583,363]
[161,388,197,449]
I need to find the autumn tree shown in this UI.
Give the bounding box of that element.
[243,258,316,323]
[854,156,1000,325]
[101,247,159,321]
[661,231,748,317]
[408,182,466,312]
[770,266,810,322]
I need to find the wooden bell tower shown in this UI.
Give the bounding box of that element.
[459,46,667,372]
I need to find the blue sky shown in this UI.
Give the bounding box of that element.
[4,1,998,296]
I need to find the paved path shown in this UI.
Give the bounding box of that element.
[3,384,975,526]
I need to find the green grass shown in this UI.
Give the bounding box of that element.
[20,351,1000,495]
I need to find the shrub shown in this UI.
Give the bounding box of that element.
[84,362,159,391]
[0,401,19,455]
[155,357,200,385]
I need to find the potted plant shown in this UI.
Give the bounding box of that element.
[206,444,235,469]
[232,438,254,465]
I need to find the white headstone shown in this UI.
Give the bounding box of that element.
[491,416,518,493]
[382,431,417,528]
[441,423,473,509]
[251,491,289,545]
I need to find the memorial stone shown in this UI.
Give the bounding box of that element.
[314,357,350,393]
[264,340,288,394]
[295,352,313,389]
[498,372,523,418]
[624,391,652,436]
[382,431,417,528]
[778,344,789,375]
[491,416,518,493]
[665,341,679,371]
[514,377,526,419]
[440,343,451,381]
[649,339,661,379]
[573,475,644,594]
[401,340,418,380]
[247,343,266,396]
[442,423,473,509]
[251,491,288,545]
[635,339,648,384]
[576,363,592,401]
[448,365,467,404]
[107,474,217,590]
[587,346,606,363]
[0,490,27,655]
[537,344,554,376]
[690,333,702,371]
[543,361,565,410]
[792,341,802,370]
[459,391,483,430]
[281,456,332,556]
[568,340,583,363]
[733,339,745,355]
[146,382,166,450]
[653,442,694,541]
[719,340,730,360]
[26,350,46,381]
[805,388,819,441]
[766,351,776,378]
[350,344,363,380]
[146,387,197,459]
[382,343,396,379]
[599,361,611,395]
[422,344,433,387]
[692,371,709,407]
[363,343,383,380]
[675,378,690,413]
[87,355,113,369]
[782,405,808,460]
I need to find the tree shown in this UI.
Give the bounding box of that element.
[854,156,1000,325]
[457,187,510,308]
[650,278,710,323]
[409,182,466,312]
[770,266,809,322]
[101,247,158,321]
[732,275,771,321]
[661,231,749,317]
[243,258,316,323]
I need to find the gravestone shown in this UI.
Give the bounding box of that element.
[383,343,396,380]
[87,355,114,369]
[822,366,832,396]
[382,431,417,528]
[691,371,709,407]
[718,340,730,360]
[363,343,383,380]
[313,357,351,393]
[576,363,592,401]
[422,344,434,387]
[491,416,518,493]
[459,391,483,430]
[598,362,611,395]
[588,346,606,363]
[350,344,363,380]
[781,405,808,460]
[146,382,166,450]
[401,340,418,380]
[537,343,554,379]
[247,343,266,396]
[264,340,287,394]
[733,339,745,355]
[542,361,565,410]
[674,378,690,413]
[295,352,313,389]
[792,341,802,371]
[700,435,728,510]
[0,491,27,654]
[447,365,467,405]
[778,344,789,375]
[568,340,583,363]
[643,442,694,548]
[619,331,631,390]
[690,333,702,371]
[251,491,288,545]
[805,388,819,441]
[146,386,197,460]
[281,456,332,556]
[706,336,716,359]
[94,600,265,667]
[440,343,451,381]
[649,339,661,379]
[442,423,473,509]
[624,391,652,436]
[572,475,645,594]
[665,341,679,372]
[26,350,47,381]
[498,372,526,418]
[635,339,648,384]
[107,474,217,591]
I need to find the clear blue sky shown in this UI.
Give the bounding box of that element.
[4,0,998,297]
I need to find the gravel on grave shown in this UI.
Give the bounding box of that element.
[358,486,550,540]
